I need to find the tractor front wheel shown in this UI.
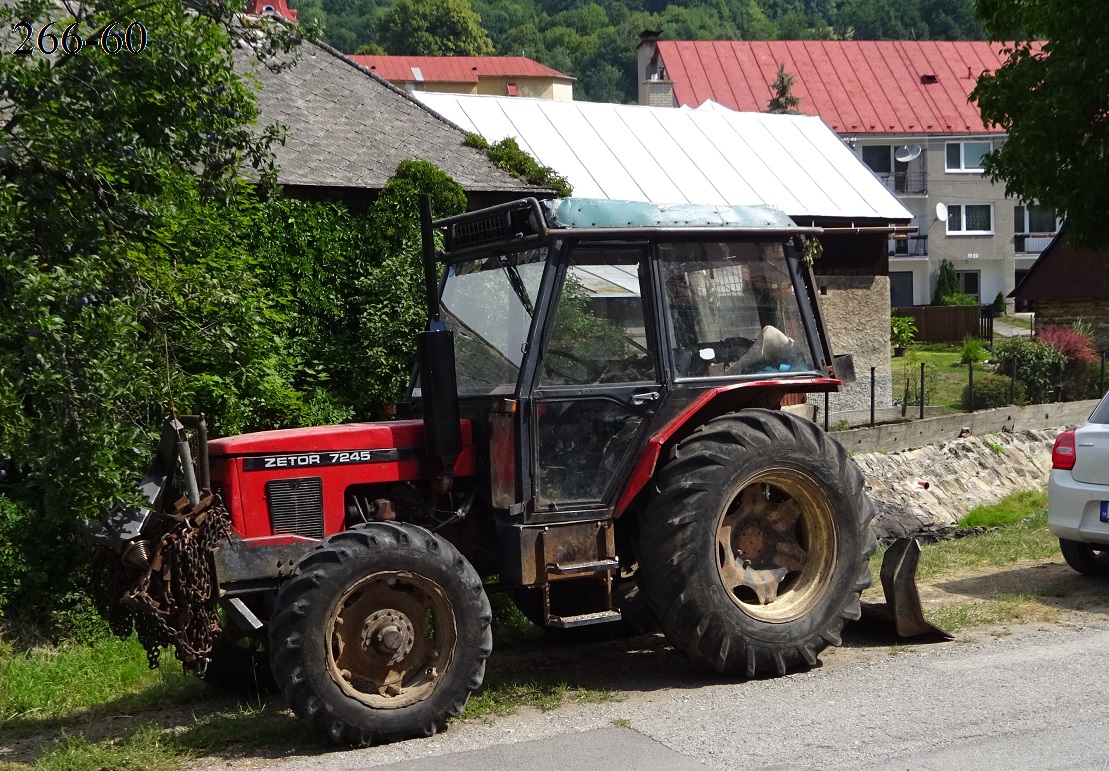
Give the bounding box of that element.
[637,409,876,677]
[268,522,492,746]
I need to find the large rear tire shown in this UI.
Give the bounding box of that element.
[637,409,876,676]
[1059,538,1109,576]
[268,522,492,746]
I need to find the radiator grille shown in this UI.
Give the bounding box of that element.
[265,477,324,539]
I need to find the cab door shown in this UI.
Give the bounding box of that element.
[528,243,663,515]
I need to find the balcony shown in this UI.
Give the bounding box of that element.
[1014,232,1056,255]
[875,170,927,195]
[889,234,928,257]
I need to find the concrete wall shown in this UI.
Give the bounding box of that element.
[814,274,892,412]
[404,78,573,101]
[832,398,1099,455]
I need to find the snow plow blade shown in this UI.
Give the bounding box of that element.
[860,537,954,640]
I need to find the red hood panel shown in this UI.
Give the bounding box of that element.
[208,420,473,456]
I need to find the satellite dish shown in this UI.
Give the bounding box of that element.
[935,202,949,222]
[895,143,922,162]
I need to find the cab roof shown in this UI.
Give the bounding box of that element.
[543,198,800,231]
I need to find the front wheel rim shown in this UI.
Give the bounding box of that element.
[715,467,838,623]
[326,570,456,709]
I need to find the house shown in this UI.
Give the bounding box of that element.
[245,0,298,22]
[348,55,574,101]
[1011,231,1109,351]
[236,41,543,208]
[414,92,913,414]
[636,36,1060,310]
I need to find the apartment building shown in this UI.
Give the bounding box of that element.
[637,36,1057,309]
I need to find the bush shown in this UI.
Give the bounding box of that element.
[933,259,960,304]
[937,292,980,306]
[1038,324,1097,365]
[992,292,1007,313]
[962,373,1024,410]
[959,336,989,365]
[992,337,1068,403]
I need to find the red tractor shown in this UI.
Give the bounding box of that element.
[88,196,935,746]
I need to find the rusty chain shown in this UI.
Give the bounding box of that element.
[99,493,232,676]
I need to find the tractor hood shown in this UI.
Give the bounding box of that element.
[208,419,474,458]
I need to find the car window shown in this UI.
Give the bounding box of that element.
[1089,393,1109,424]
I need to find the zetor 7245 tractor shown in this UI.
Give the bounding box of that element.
[89,196,932,746]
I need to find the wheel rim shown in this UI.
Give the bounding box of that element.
[715,467,838,623]
[326,571,456,709]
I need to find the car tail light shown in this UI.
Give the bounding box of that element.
[1052,430,1077,470]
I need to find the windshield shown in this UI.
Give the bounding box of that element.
[440,248,548,395]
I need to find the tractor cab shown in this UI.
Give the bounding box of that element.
[414,197,849,628]
[423,198,843,521]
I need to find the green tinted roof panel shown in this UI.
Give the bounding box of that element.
[543,198,800,231]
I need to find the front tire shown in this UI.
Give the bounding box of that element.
[637,409,876,677]
[1059,538,1109,576]
[268,522,492,746]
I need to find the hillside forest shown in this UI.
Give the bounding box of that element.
[292,0,985,103]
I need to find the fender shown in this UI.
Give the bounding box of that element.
[613,377,841,517]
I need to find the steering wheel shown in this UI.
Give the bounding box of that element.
[544,348,606,385]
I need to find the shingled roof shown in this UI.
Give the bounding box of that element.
[238,41,540,194]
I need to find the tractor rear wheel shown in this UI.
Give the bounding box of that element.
[268,522,492,746]
[637,409,876,676]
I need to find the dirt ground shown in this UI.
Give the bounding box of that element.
[3,556,1109,769]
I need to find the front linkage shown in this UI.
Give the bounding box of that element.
[88,416,230,675]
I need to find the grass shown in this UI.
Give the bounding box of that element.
[0,636,205,725]
[868,490,1055,584]
[999,315,1033,330]
[892,344,970,413]
[957,489,1047,528]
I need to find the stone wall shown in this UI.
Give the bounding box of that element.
[856,429,1054,538]
[811,274,892,413]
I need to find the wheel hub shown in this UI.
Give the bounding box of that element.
[361,609,415,665]
[716,471,837,623]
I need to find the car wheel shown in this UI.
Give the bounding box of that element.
[1059,538,1109,576]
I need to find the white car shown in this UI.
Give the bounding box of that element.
[1049,396,1109,575]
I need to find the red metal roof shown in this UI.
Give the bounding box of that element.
[655,40,1014,135]
[348,56,571,84]
[245,0,298,21]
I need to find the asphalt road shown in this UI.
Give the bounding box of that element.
[209,619,1109,771]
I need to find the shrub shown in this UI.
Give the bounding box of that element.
[1038,324,1097,365]
[959,336,989,365]
[937,292,980,306]
[992,292,1007,313]
[890,315,916,348]
[932,259,960,305]
[992,337,1068,403]
[962,373,1024,410]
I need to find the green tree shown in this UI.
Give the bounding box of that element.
[973,0,1109,247]
[932,259,960,304]
[836,0,904,38]
[377,0,496,55]
[0,0,319,628]
[768,62,803,113]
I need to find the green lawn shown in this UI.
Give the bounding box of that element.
[891,343,979,413]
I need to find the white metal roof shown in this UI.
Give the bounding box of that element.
[414,93,912,223]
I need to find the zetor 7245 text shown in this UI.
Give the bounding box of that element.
[87,196,933,747]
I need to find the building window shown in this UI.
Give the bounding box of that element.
[956,270,980,301]
[1014,204,1059,253]
[506,83,518,97]
[861,145,925,194]
[945,141,991,172]
[946,204,993,235]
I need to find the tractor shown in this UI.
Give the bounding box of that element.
[87,195,937,747]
